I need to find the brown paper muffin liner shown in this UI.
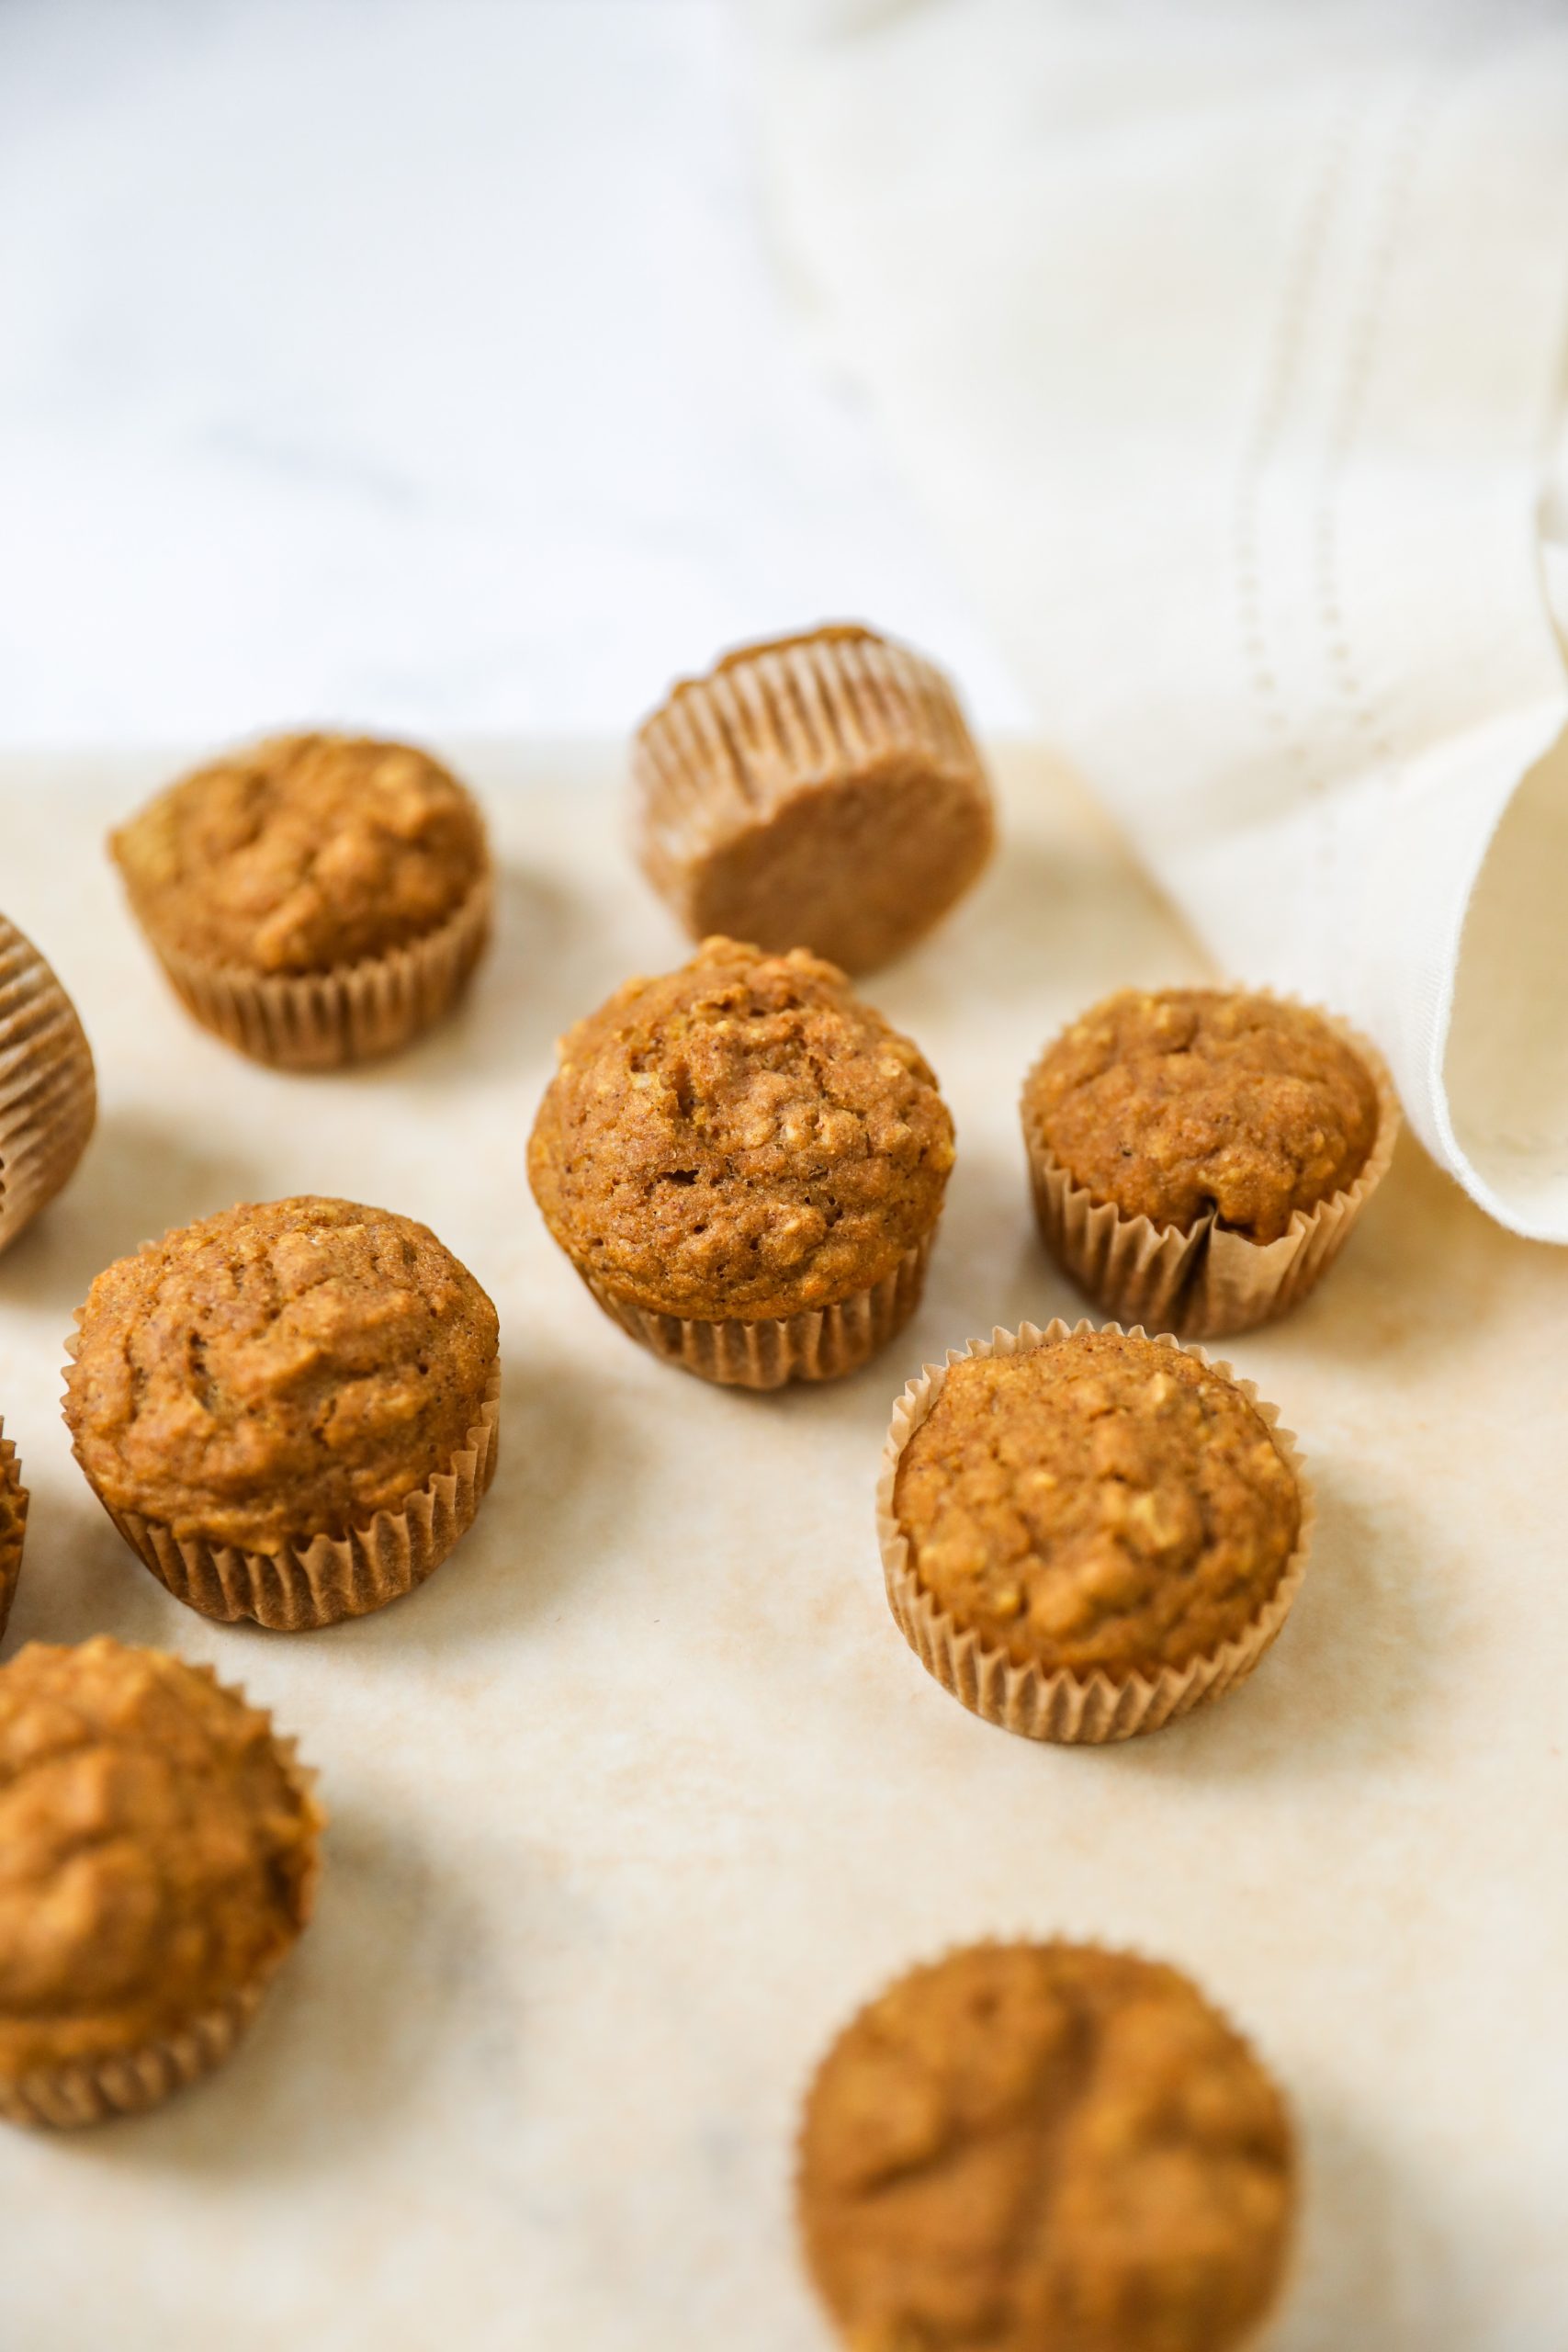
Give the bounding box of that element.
[634,627,992,970]
[0,914,96,1258]
[876,1320,1314,1744]
[0,1679,323,2129]
[0,1420,28,1645]
[1021,1001,1401,1340]
[66,1348,501,1632]
[571,1227,936,1391]
[143,871,492,1071]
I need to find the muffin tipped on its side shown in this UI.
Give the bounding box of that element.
[110,732,491,1067]
[798,1940,1296,2352]
[0,1636,322,2127]
[634,625,994,973]
[529,935,954,1386]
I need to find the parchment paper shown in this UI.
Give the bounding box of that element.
[0,748,1562,2352]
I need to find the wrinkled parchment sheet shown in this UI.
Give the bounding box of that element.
[0,747,1562,2352]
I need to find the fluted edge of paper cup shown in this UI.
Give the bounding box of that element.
[0,1422,28,1645]
[0,1668,324,2130]
[573,1227,937,1391]
[64,1340,501,1631]
[875,1319,1314,1745]
[141,870,492,1070]
[794,1936,1299,2352]
[1021,1000,1401,1340]
[633,627,992,949]
[0,915,97,1259]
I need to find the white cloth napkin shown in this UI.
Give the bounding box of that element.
[753,0,1568,1240]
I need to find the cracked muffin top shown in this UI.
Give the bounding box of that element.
[894,1329,1300,1677]
[111,732,488,975]
[0,1638,321,2084]
[528,936,954,1320]
[799,1941,1295,2352]
[64,1196,498,1554]
[1025,988,1380,1243]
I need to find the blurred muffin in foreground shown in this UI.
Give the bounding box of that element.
[633,625,994,973]
[64,1195,501,1630]
[111,731,491,1068]
[529,935,953,1387]
[0,1637,322,2127]
[1022,986,1397,1337]
[798,1940,1296,2352]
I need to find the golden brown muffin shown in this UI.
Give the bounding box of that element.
[894,1329,1300,1681]
[0,1636,321,2126]
[110,732,491,1066]
[1025,989,1380,1247]
[113,732,487,975]
[0,1422,27,1643]
[0,913,96,1258]
[529,937,953,1385]
[64,1197,501,1628]
[634,626,994,974]
[798,1941,1295,2352]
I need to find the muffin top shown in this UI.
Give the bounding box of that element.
[799,1941,1294,2352]
[111,732,488,975]
[65,1196,498,1554]
[528,937,954,1320]
[0,1638,321,2082]
[1025,988,1380,1243]
[894,1329,1300,1676]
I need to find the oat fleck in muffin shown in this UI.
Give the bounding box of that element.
[634,625,994,973]
[0,1637,321,2127]
[529,936,954,1386]
[896,1329,1300,1679]
[64,1195,501,1629]
[111,732,491,1066]
[798,1941,1296,2352]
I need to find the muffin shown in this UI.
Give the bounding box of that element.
[110,731,491,1068]
[0,912,96,1257]
[633,625,994,973]
[0,1420,27,1643]
[0,1637,321,2127]
[878,1322,1310,1742]
[798,1941,1296,2352]
[1022,988,1397,1339]
[529,936,954,1388]
[64,1195,501,1630]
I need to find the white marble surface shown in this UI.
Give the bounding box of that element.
[0,0,1026,750]
[0,750,1565,2351]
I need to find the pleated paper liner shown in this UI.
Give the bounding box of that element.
[0,1420,28,1643]
[0,1669,323,2130]
[1021,1001,1401,1340]
[0,913,96,1258]
[144,871,492,1070]
[795,1939,1298,2352]
[876,1319,1314,1745]
[571,1227,936,1391]
[65,1348,501,1632]
[633,627,993,971]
